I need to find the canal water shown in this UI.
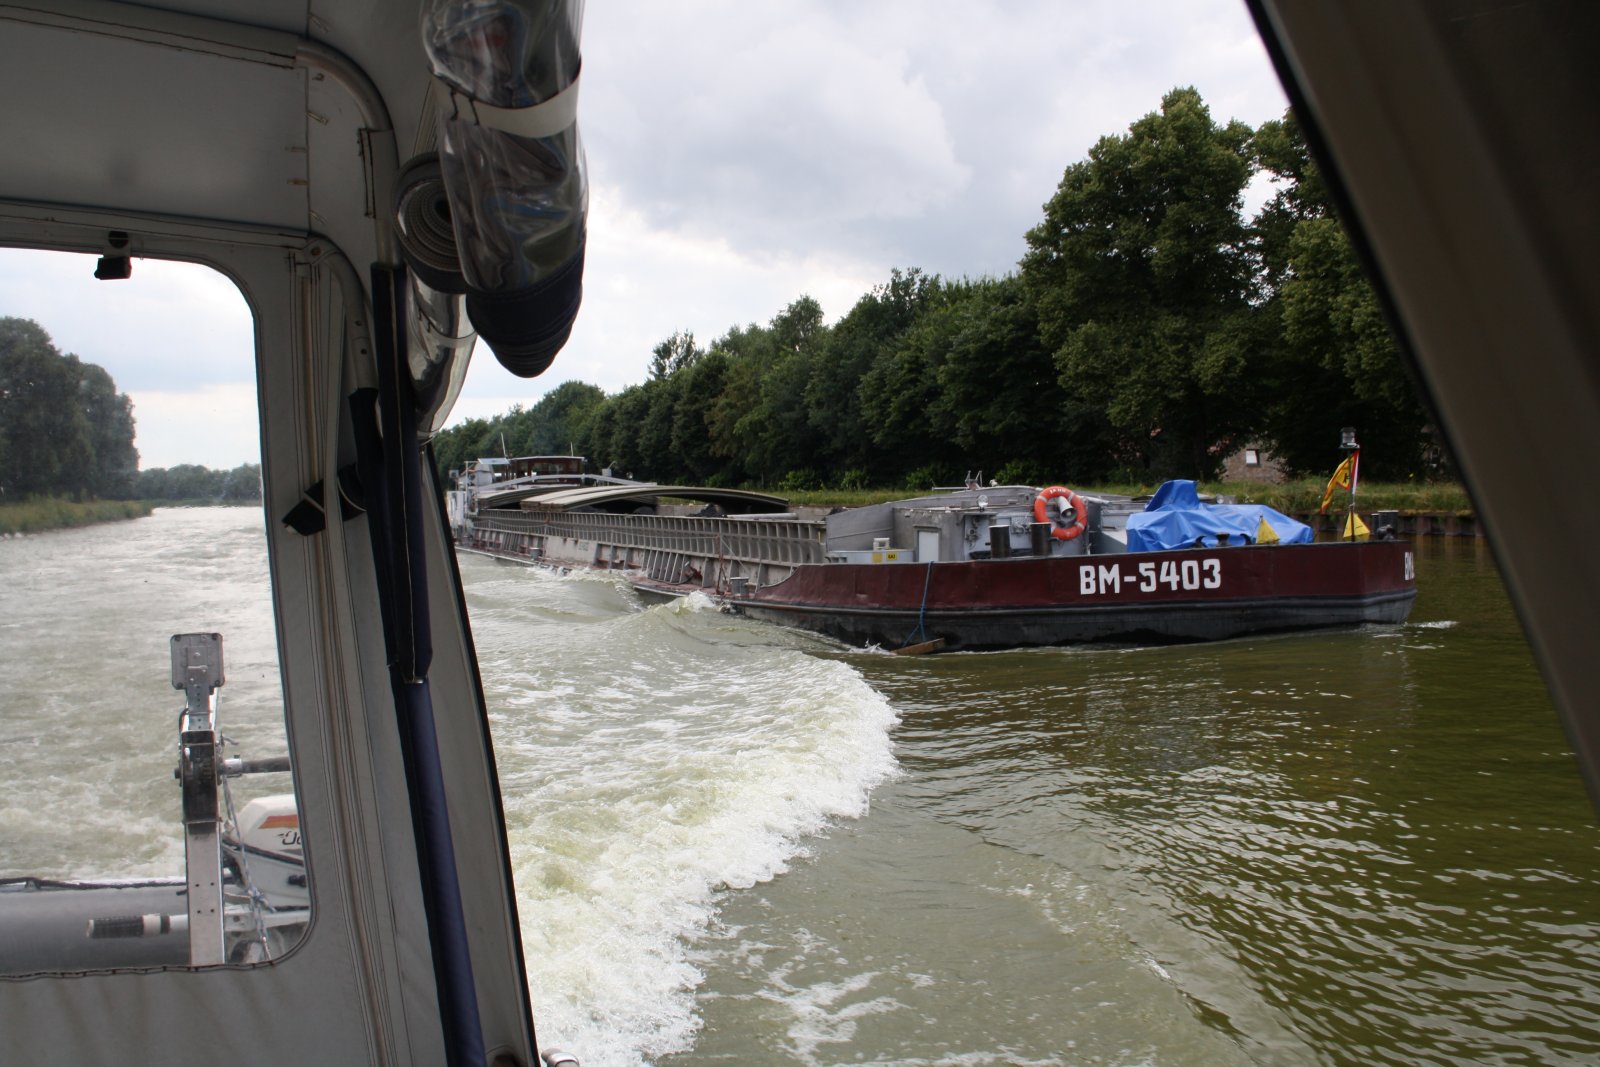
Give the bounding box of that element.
[1,510,1595,1065]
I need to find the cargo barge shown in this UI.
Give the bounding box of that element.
[448,460,1417,652]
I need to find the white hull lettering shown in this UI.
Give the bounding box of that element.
[1080,557,1223,596]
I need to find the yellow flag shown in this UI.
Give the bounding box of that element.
[1342,512,1371,540]
[1255,516,1280,545]
[1319,452,1359,514]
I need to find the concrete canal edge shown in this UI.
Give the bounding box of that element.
[1290,511,1482,537]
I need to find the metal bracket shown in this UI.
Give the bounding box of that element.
[170,633,226,966]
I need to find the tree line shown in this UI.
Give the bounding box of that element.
[0,317,139,500]
[0,316,261,504]
[135,462,262,504]
[428,90,1432,490]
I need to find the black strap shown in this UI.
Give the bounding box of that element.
[354,264,485,1067]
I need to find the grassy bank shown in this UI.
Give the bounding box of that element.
[0,497,153,535]
[1213,478,1471,516]
[783,480,1472,515]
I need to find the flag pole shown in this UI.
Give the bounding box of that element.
[1340,427,1359,542]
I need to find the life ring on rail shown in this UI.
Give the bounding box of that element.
[1034,486,1088,541]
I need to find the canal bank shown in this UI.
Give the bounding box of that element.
[0,497,150,536]
[1294,509,1482,538]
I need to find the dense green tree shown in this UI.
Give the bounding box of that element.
[428,380,606,484]
[755,297,828,483]
[718,298,830,486]
[770,295,825,355]
[1250,111,1433,477]
[857,283,964,482]
[516,380,605,456]
[806,268,941,475]
[593,384,651,479]
[632,374,681,480]
[1277,217,1432,476]
[0,317,130,500]
[135,462,260,502]
[931,275,1112,485]
[699,325,762,485]
[425,93,1442,492]
[648,330,701,381]
[217,462,263,501]
[575,398,619,473]
[79,362,139,498]
[1250,110,1329,293]
[431,416,491,479]
[1021,87,1260,479]
[670,349,731,483]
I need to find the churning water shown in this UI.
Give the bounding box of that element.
[2,509,1597,1066]
[461,555,898,1062]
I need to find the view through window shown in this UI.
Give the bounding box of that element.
[0,249,305,971]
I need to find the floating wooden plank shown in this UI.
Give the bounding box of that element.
[893,637,947,656]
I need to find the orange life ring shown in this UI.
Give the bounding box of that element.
[1033,486,1088,541]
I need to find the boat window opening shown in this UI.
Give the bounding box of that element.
[0,249,309,974]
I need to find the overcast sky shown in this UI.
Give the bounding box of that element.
[0,0,1287,470]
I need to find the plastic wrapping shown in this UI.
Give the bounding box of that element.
[394,153,468,294]
[422,0,581,108]
[392,153,474,435]
[1126,480,1314,552]
[419,0,587,379]
[407,276,477,437]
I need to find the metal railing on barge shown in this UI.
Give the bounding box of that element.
[461,507,827,589]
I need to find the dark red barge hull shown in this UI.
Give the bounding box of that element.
[731,540,1417,650]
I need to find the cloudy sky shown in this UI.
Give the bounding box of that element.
[0,0,1287,470]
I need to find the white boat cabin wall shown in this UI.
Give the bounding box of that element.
[0,1,588,1065]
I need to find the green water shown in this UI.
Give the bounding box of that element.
[672,538,1600,1065]
[6,516,1591,1064]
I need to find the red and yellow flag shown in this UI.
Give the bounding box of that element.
[1319,450,1360,514]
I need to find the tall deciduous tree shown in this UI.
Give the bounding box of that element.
[669,349,732,484]
[0,317,136,500]
[1251,111,1433,477]
[701,323,766,485]
[1021,87,1260,479]
[806,268,940,476]
[933,275,1112,485]
[431,415,491,478]
[733,297,829,486]
[648,330,701,381]
[517,380,605,456]
[79,361,139,498]
[857,282,967,483]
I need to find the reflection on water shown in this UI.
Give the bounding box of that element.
[683,537,1597,1066]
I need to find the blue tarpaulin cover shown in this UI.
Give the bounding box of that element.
[1125,480,1314,552]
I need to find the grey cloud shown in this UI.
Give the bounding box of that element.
[578,1,1287,283]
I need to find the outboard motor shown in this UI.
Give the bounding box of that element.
[397,0,588,432]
